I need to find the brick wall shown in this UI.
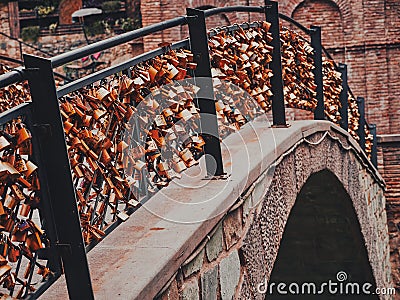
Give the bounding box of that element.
[59,0,82,24]
[140,0,400,136]
[378,136,400,292]
[140,0,252,52]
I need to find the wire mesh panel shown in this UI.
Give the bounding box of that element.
[57,46,208,247]
[0,76,60,299]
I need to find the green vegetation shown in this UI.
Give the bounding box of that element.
[101,1,121,13]
[116,17,134,32]
[85,21,105,36]
[21,26,40,43]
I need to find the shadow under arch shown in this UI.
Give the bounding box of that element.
[267,169,378,299]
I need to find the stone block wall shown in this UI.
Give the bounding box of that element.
[0,3,10,36]
[156,130,393,300]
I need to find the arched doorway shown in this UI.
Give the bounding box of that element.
[267,170,378,299]
[292,0,344,53]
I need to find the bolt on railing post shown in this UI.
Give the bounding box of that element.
[310,25,324,120]
[356,96,366,151]
[186,8,225,177]
[23,54,94,300]
[338,63,348,130]
[369,124,378,167]
[264,0,287,126]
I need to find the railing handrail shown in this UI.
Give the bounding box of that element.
[56,39,189,97]
[208,22,262,37]
[0,101,31,124]
[278,13,311,34]
[51,16,188,68]
[51,5,268,68]
[203,5,264,17]
[0,55,71,82]
[0,66,26,88]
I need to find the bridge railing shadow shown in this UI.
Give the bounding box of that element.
[0,1,378,298]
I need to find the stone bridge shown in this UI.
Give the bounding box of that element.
[42,119,393,299]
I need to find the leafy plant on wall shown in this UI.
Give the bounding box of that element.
[21,26,40,43]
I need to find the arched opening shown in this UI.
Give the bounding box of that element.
[267,170,378,299]
[292,0,344,61]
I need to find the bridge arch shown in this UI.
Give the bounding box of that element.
[238,127,391,299]
[268,169,378,299]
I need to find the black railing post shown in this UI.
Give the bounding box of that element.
[356,96,366,151]
[186,8,224,177]
[25,109,62,276]
[265,0,286,126]
[338,63,348,130]
[310,25,324,120]
[369,124,378,167]
[23,54,94,300]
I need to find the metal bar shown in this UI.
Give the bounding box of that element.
[0,67,26,89]
[208,22,261,38]
[310,26,325,120]
[57,39,189,98]
[204,5,264,17]
[187,8,224,177]
[0,102,32,124]
[265,0,286,126]
[369,124,378,167]
[27,272,62,299]
[357,96,366,151]
[322,45,336,64]
[278,13,311,35]
[51,17,187,68]
[23,54,94,300]
[0,56,71,82]
[23,107,62,277]
[338,63,348,130]
[19,42,22,61]
[0,55,27,66]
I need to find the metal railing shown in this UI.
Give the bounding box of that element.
[0,79,63,298]
[0,55,71,83]
[0,1,378,298]
[280,13,377,166]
